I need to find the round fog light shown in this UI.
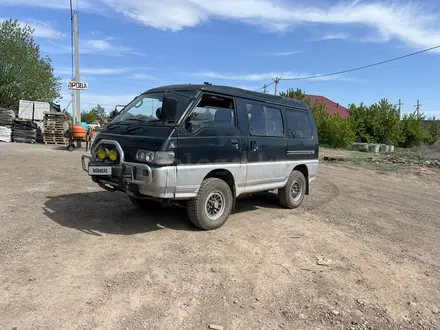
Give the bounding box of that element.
[97,148,106,160]
[109,149,118,161]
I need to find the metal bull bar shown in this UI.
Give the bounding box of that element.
[81,139,153,185]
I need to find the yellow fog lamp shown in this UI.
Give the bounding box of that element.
[97,147,108,160]
[109,149,118,161]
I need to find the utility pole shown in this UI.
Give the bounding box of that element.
[414,100,422,115]
[397,99,403,117]
[263,84,267,94]
[73,12,81,124]
[273,77,281,95]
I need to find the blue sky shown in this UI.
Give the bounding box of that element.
[1,0,440,117]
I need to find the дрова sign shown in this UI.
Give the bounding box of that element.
[68,81,89,90]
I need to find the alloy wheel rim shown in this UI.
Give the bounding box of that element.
[290,179,302,201]
[205,190,226,221]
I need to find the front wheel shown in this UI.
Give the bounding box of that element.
[187,178,233,230]
[278,170,307,209]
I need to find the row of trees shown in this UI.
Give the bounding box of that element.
[280,88,440,149]
[0,19,61,111]
[81,104,106,124]
[1,19,438,149]
[80,104,120,125]
[1,19,118,126]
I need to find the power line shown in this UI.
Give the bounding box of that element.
[255,81,274,92]
[254,44,440,92]
[281,44,440,81]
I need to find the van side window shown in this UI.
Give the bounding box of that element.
[185,94,235,132]
[285,108,312,139]
[247,102,284,137]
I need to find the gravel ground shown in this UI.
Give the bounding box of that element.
[0,142,439,330]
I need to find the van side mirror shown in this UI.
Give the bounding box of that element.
[162,97,178,122]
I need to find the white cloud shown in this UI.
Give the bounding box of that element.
[0,18,63,39]
[56,67,131,75]
[319,33,349,41]
[81,39,135,55]
[190,71,360,82]
[131,73,156,80]
[260,50,302,56]
[0,0,92,10]
[81,93,137,109]
[97,0,440,51]
[40,38,139,56]
[59,93,137,112]
[85,39,112,50]
[4,0,440,51]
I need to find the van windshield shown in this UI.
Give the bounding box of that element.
[109,90,196,127]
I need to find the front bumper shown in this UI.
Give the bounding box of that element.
[81,139,176,198]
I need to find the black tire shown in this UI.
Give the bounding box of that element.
[187,178,233,230]
[278,170,307,209]
[129,196,161,210]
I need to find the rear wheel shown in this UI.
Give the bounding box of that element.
[129,196,161,210]
[278,170,306,209]
[187,178,233,230]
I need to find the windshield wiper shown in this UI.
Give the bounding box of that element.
[107,118,146,129]
[126,120,170,131]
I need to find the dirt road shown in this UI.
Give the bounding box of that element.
[0,143,439,330]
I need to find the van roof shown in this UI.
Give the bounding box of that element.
[145,84,309,110]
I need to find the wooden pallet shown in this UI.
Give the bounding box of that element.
[43,113,69,137]
[44,138,68,145]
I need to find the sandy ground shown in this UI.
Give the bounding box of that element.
[0,142,439,330]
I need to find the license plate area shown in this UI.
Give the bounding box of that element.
[88,166,112,176]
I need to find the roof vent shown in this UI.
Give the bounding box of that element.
[336,103,339,107]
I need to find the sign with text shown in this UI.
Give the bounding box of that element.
[68,81,89,90]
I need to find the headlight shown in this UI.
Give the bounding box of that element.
[136,150,175,165]
[97,147,107,160]
[108,149,119,161]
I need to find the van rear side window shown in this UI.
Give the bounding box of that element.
[285,109,313,139]
[247,102,284,137]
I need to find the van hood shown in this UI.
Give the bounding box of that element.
[92,126,176,162]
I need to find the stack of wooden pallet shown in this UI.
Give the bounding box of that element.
[0,108,15,142]
[43,112,69,145]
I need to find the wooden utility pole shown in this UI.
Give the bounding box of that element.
[273,77,281,95]
[73,12,81,124]
[397,99,403,117]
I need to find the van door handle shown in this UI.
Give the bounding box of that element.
[231,139,239,149]
[250,140,258,151]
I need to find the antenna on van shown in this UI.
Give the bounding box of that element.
[204,82,212,85]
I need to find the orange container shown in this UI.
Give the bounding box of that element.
[72,124,87,139]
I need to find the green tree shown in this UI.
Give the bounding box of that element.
[280,88,356,148]
[81,111,96,123]
[90,104,106,123]
[279,88,307,101]
[108,108,119,121]
[399,112,430,148]
[425,117,440,144]
[0,19,61,111]
[348,103,371,142]
[348,99,401,145]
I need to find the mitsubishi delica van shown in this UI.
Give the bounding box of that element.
[81,84,319,230]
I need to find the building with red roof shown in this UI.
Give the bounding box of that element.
[304,94,350,119]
